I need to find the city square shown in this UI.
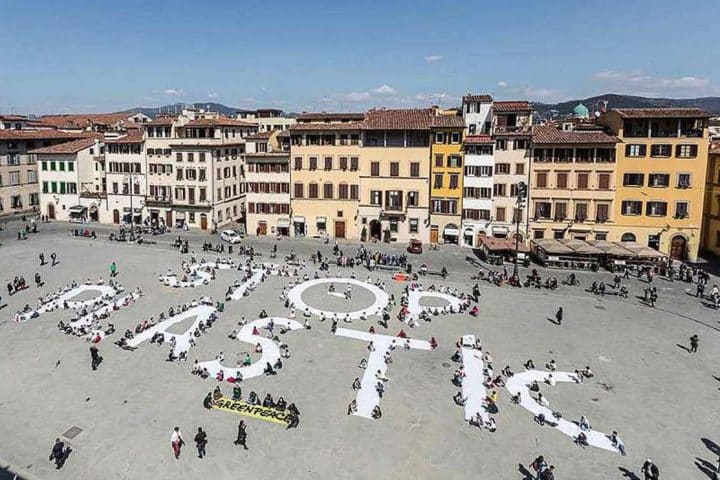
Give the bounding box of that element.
[0,224,719,479]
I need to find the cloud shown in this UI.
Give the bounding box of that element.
[493,82,568,103]
[497,81,508,88]
[424,55,443,62]
[373,84,397,96]
[207,92,219,99]
[590,70,717,97]
[163,88,183,96]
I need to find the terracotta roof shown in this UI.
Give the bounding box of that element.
[289,122,363,132]
[363,108,433,130]
[532,125,617,144]
[0,130,90,140]
[28,137,97,154]
[39,113,135,128]
[186,118,257,128]
[611,108,711,119]
[297,112,365,121]
[277,130,290,138]
[463,134,494,145]
[0,115,28,121]
[493,101,533,113]
[145,116,177,126]
[104,130,144,144]
[244,130,274,140]
[462,94,493,103]
[430,115,465,128]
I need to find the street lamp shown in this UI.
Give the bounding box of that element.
[513,181,527,279]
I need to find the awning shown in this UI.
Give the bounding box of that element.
[277,218,290,228]
[292,216,305,223]
[316,216,327,223]
[443,228,460,236]
[492,227,509,235]
[69,205,87,213]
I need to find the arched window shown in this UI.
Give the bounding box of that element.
[621,232,636,242]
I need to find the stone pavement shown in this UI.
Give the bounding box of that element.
[0,224,719,479]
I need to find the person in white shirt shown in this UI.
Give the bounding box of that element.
[171,426,184,459]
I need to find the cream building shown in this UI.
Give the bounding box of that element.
[289,113,364,238]
[245,131,290,236]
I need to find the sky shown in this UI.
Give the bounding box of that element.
[0,0,718,115]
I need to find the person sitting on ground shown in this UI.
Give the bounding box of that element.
[485,417,497,432]
[375,370,389,382]
[263,393,275,408]
[537,392,550,408]
[216,369,224,382]
[545,359,557,371]
[352,377,361,391]
[579,415,591,432]
[581,366,594,378]
[264,362,275,375]
[203,392,213,409]
[510,391,521,404]
[371,405,382,419]
[347,400,357,415]
[276,396,287,411]
[545,374,556,386]
[575,431,588,447]
[453,391,467,406]
[524,359,535,370]
[212,386,223,401]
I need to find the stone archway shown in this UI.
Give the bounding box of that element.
[369,220,382,240]
[670,235,687,261]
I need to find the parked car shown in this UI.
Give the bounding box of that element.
[220,229,242,244]
[407,239,423,254]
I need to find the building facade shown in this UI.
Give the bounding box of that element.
[289,113,363,239]
[598,108,710,261]
[702,142,720,257]
[528,125,618,241]
[430,114,465,244]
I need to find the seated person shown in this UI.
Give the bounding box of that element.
[275,396,287,411]
[212,386,223,401]
[371,405,382,420]
[545,359,557,371]
[575,431,588,447]
[453,391,467,406]
[263,362,275,375]
[262,393,275,408]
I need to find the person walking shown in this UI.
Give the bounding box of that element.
[171,426,184,459]
[689,334,699,353]
[110,261,117,278]
[90,345,102,370]
[50,252,57,266]
[35,272,42,288]
[194,427,207,458]
[233,420,248,450]
[555,307,563,325]
[49,438,68,469]
[39,252,45,266]
[530,455,547,479]
[641,458,660,479]
[540,466,555,480]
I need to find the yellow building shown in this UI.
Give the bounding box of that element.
[288,113,364,239]
[529,125,618,241]
[702,142,720,256]
[430,114,465,244]
[598,108,710,261]
[359,108,432,243]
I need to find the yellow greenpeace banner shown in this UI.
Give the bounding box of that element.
[212,397,291,426]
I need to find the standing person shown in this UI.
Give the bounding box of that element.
[171,426,184,459]
[39,252,45,266]
[50,252,57,266]
[641,458,659,480]
[89,345,102,370]
[110,262,117,278]
[530,455,547,479]
[233,420,248,450]
[35,272,42,288]
[555,307,563,325]
[689,334,699,353]
[194,427,207,458]
[541,466,555,480]
[49,438,67,469]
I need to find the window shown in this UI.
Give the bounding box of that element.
[496,207,506,222]
[309,157,317,171]
[410,162,420,177]
[41,161,47,171]
[449,174,459,189]
[650,144,672,157]
[646,201,667,217]
[324,157,332,171]
[386,190,402,211]
[675,201,689,218]
[625,144,647,157]
[390,162,399,177]
[495,163,510,174]
[556,172,568,188]
[199,152,206,162]
[515,163,525,175]
[577,172,589,189]
[496,139,507,151]
[622,200,643,215]
[493,183,506,196]
[407,191,419,207]
[316,218,326,232]
[623,173,644,187]
[339,157,348,170]
[370,190,382,206]
[435,154,444,167]
[554,202,567,221]
[68,162,74,172]
[50,161,56,171]
[294,183,304,198]
[648,173,670,187]
[533,230,545,239]
[534,201,551,219]
[409,218,419,233]
[448,155,461,168]
[676,144,698,158]
[338,183,349,199]
[677,173,691,188]
[598,173,610,190]
[8,171,20,185]
[308,183,318,199]
[294,157,302,170]
[553,230,564,240]
[575,203,588,222]
[389,217,399,232]
[513,139,528,150]
[435,132,445,144]
[350,184,359,200]
[536,172,547,188]
[595,232,607,241]
[596,203,609,222]
[433,174,443,189]
[451,132,460,144]
[350,157,359,171]
[371,162,380,176]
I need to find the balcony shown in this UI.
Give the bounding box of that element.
[1,154,33,166]
[494,125,532,134]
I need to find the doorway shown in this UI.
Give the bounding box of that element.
[369,220,382,240]
[670,235,687,260]
[166,210,173,227]
[200,214,208,230]
[334,221,346,239]
[257,221,267,236]
[47,203,55,220]
[112,209,120,224]
[430,226,439,244]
